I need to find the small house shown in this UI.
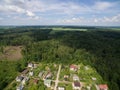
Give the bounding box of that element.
[43,71,48,80]
[98,84,108,90]
[29,71,34,76]
[28,63,34,68]
[38,71,44,78]
[70,64,78,71]
[87,86,91,90]
[16,84,24,90]
[22,69,29,75]
[44,79,51,87]
[21,76,29,85]
[73,74,79,81]
[92,77,96,81]
[21,79,26,85]
[72,81,81,90]
[64,75,69,81]
[46,72,52,79]
[16,76,24,82]
[85,66,89,70]
[58,87,65,90]
[34,64,37,68]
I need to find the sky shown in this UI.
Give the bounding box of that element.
[0,0,120,26]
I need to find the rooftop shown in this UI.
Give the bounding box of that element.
[99,84,108,89]
[74,81,81,87]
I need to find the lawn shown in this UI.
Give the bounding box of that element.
[58,82,72,90]
[78,63,104,85]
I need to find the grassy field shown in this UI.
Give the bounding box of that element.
[52,27,88,31]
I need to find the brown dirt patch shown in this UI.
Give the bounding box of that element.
[0,46,23,60]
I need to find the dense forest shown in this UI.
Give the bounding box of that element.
[0,26,120,90]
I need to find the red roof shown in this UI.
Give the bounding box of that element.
[34,79,38,84]
[70,65,78,69]
[74,82,81,87]
[99,84,108,89]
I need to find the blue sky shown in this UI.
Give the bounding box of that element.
[0,0,120,26]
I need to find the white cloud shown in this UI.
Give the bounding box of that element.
[0,5,24,13]
[8,5,25,13]
[0,0,37,18]
[93,1,114,10]
[0,0,119,25]
[102,14,120,22]
[58,17,87,24]
[58,14,120,25]
[0,0,118,16]
[26,10,35,17]
[25,1,92,15]
[4,0,25,5]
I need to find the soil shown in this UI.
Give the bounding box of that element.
[0,46,23,60]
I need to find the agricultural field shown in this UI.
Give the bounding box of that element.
[52,27,88,31]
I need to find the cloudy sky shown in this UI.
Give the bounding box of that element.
[0,0,120,26]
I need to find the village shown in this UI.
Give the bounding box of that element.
[14,62,108,90]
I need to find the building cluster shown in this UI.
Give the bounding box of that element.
[15,63,108,90]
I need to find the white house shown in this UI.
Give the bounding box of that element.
[38,71,44,77]
[21,76,29,85]
[58,87,65,90]
[34,64,37,68]
[16,84,24,90]
[28,63,34,68]
[92,77,96,81]
[29,71,34,76]
[44,80,51,87]
[16,76,24,82]
[73,74,79,81]
[85,66,89,70]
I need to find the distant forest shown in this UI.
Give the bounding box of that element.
[0,26,120,90]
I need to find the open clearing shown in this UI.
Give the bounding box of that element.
[0,46,23,60]
[52,28,88,31]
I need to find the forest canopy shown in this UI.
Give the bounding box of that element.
[0,26,120,90]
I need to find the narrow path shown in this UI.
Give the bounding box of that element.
[54,64,61,90]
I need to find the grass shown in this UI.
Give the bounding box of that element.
[78,63,104,85]
[52,27,88,31]
[59,65,71,81]
[58,82,72,90]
